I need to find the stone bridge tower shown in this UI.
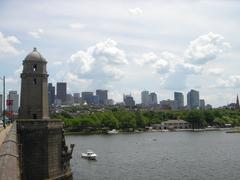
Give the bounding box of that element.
[19,47,49,119]
[17,48,74,180]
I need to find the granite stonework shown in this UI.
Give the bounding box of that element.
[17,119,73,180]
[17,48,74,180]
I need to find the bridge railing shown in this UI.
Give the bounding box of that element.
[0,122,20,180]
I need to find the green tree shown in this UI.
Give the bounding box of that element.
[185,110,206,129]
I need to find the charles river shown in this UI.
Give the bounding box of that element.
[66,131,240,180]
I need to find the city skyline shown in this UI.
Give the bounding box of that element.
[0,81,237,108]
[0,0,240,107]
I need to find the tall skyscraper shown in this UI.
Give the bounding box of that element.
[56,82,67,104]
[141,91,149,107]
[93,95,100,105]
[199,99,205,109]
[7,90,19,113]
[73,93,80,103]
[96,89,108,105]
[48,83,55,106]
[123,94,135,107]
[82,92,94,105]
[149,92,158,106]
[236,94,240,109]
[174,92,184,109]
[66,94,74,105]
[187,89,199,109]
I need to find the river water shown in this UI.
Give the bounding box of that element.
[66,131,240,180]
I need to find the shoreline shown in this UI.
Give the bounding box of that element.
[64,127,236,136]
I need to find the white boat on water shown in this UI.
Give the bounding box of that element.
[81,150,97,160]
[107,129,118,134]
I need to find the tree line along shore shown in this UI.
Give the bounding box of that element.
[51,107,240,133]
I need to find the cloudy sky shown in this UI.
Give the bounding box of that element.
[0,0,239,106]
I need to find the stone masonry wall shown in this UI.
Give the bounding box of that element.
[0,122,20,180]
[17,119,72,180]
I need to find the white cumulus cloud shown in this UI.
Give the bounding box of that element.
[163,63,202,90]
[136,52,173,74]
[184,32,230,65]
[215,75,240,88]
[69,23,86,29]
[69,50,95,74]
[0,32,21,56]
[91,39,128,65]
[29,28,44,39]
[128,8,143,16]
[68,39,128,89]
[136,50,202,90]
[207,68,223,76]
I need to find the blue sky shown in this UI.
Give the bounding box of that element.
[0,0,240,106]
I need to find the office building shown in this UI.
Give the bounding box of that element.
[7,90,19,113]
[149,92,158,106]
[205,104,212,109]
[107,99,114,106]
[66,94,74,105]
[73,93,80,103]
[93,95,100,105]
[141,91,149,107]
[236,95,240,109]
[160,99,177,110]
[56,82,67,104]
[187,89,199,109]
[48,83,55,106]
[199,99,205,109]
[96,89,108,105]
[174,92,184,109]
[124,95,135,107]
[82,92,94,105]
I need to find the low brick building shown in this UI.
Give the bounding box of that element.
[161,119,192,130]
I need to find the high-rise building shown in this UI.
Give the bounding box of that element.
[149,92,158,106]
[96,89,108,105]
[174,92,184,109]
[56,82,67,104]
[236,95,240,109]
[48,83,55,106]
[7,91,19,113]
[73,93,80,103]
[187,89,199,109]
[66,94,74,105]
[123,95,135,107]
[141,91,149,107]
[93,95,100,105]
[0,94,2,116]
[199,99,205,109]
[81,92,94,105]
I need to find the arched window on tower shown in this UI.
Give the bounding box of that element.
[33,78,37,85]
[33,64,37,72]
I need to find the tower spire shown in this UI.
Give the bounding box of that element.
[236,94,239,109]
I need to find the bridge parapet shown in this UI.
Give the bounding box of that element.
[0,123,20,180]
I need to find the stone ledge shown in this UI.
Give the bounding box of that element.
[0,122,20,180]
